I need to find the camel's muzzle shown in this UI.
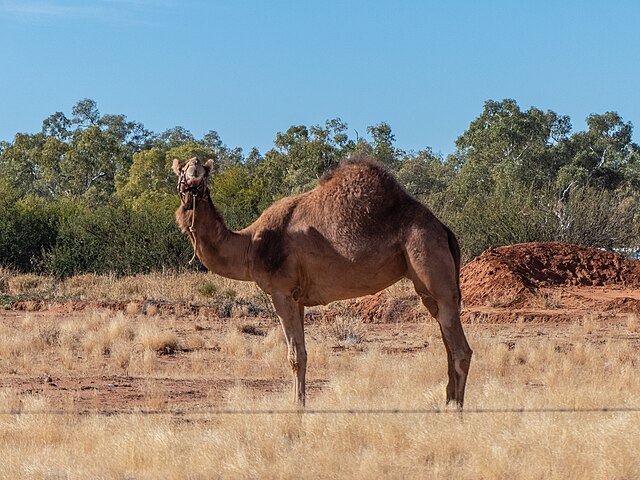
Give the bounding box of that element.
[177,169,206,206]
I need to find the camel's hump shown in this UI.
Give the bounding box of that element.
[318,156,399,190]
[314,156,411,213]
[300,157,421,248]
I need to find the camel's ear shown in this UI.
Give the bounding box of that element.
[203,159,214,174]
[171,158,183,176]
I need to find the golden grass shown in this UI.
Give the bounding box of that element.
[0,271,639,478]
[484,293,517,308]
[323,314,367,346]
[2,269,263,304]
[0,310,639,478]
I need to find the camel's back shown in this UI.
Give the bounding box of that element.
[299,157,422,244]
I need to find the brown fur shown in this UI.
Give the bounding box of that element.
[173,156,472,408]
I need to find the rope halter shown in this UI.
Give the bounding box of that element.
[176,160,209,265]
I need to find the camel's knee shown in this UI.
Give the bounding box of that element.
[416,288,459,320]
[453,349,472,376]
[288,346,307,374]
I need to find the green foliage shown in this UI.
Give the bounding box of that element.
[210,164,261,229]
[556,112,639,191]
[197,281,218,298]
[445,177,557,260]
[0,133,46,198]
[1,97,639,276]
[368,122,402,168]
[270,119,355,194]
[394,149,454,198]
[554,186,640,249]
[453,99,571,196]
[0,193,60,271]
[447,99,640,257]
[117,147,174,204]
[45,199,190,277]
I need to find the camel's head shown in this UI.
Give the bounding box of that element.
[172,157,214,205]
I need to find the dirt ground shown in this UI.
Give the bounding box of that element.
[1,242,639,413]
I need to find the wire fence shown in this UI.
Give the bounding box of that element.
[1,406,640,416]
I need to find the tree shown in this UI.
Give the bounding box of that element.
[394,149,453,198]
[42,111,72,140]
[72,98,100,127]
[10,99,154,202]
[156,126,196,148]
[267,119,354,195]
[117,142,216,207]
[201,130,244,171]
[453,99,571,198]
[210,164,261,229]
[117,147,174,206]
[0,133,45,198]
[367,122,402,167]
[557,112,639,191]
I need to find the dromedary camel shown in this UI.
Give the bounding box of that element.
[173,156,472,408]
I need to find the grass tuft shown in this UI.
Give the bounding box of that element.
[530,290,562,309]
[324,315,367,346]
[196,281,218,298]
[239,323,266,336]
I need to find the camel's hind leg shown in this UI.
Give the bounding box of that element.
[272,293,307,407]
[405,239,472,408]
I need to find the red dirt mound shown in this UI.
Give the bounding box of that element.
[461,242,640,307]
[348,293,420,323]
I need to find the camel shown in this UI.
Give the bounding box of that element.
[172,155,472,408]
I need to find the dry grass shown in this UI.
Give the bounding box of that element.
[484,294,517,308]
[323,314,367,347]
[0,332,638,478]
[0,314,639,478]
[530,290,563,309]
[0,271,639,478]
[0,311,211,378]
[4,270,263,304]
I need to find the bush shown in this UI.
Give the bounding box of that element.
[444,179,556,260]
[555,186,640,250]
[45,199,191,277]
[0,194,60,272]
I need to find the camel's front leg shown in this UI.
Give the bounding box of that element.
[272,293,307,406]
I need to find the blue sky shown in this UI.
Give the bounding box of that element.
[1,0,639,156]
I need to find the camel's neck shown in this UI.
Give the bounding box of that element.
[177,195,253,281]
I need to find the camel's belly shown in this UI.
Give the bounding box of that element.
[253,243,408,306]
[297,265,406,306]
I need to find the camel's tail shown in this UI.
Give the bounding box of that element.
[443,223,462,307]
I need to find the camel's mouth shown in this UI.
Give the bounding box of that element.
[179,160,207,189]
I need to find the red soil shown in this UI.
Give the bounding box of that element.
[461,242,640,308]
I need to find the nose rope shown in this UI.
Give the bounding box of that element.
[188,194,198,265]
[177,166,203,266]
